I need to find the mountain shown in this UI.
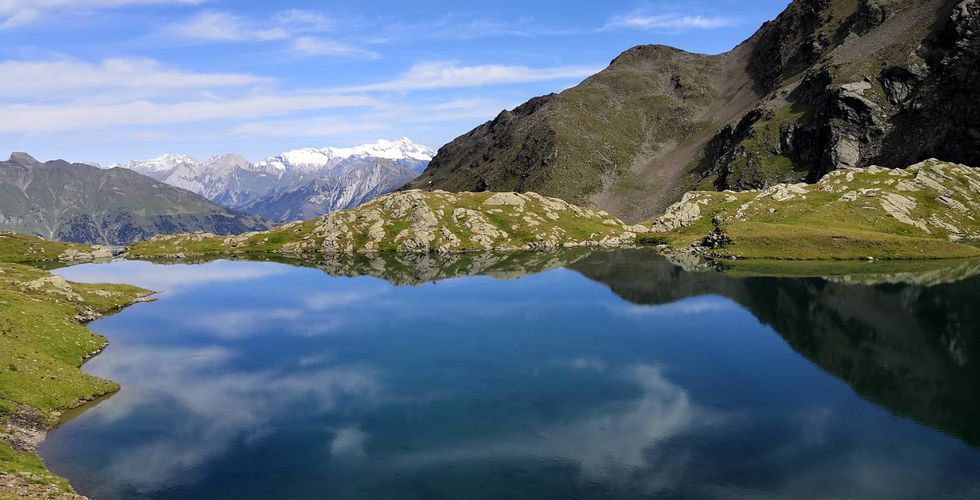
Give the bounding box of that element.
[120,138,436,222]
[0,153,270,245]
[406,0,980,223]
[237,161,419,222]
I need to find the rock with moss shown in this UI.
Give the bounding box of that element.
[647,160,980,260]
[126,190,647,259]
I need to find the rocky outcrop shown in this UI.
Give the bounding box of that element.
[128,190,649,258]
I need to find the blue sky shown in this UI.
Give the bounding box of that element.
[0,0,790,164]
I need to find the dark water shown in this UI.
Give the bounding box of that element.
[42,250,980,499]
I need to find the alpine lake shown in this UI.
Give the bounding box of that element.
[38,249,980,499]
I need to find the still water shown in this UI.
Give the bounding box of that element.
[42,250,980,499]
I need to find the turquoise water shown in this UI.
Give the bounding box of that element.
[42,250,980,499]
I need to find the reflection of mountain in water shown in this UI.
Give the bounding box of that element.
[169,248,596,286]
[569,249,980,448]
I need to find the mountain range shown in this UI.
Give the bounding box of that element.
[407,0,980,223]
[119,138,434,222]
[0,153,269,245]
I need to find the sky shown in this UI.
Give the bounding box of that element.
[0,0,791,165]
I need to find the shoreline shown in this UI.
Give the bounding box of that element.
[0,260,154,499]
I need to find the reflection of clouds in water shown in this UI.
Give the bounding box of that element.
[55,260,290,294]
[178,288,389,339]
[84,344,382,491]
[306,289,388,311]
[330,426,368,460]
[614,296,736,317]
[192,308,304,338]
[393,363,713,491]
[561,356,607,372]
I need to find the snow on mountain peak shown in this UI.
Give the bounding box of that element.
[119,153,201,173]
[257,138,436,173]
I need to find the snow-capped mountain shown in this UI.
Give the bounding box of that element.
[239,160,420,222]
[256,138,435,174]
[114,138,435,222]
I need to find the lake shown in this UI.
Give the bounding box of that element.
[41,249,980,499]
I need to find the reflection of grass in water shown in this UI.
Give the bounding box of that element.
[721,257,980,285]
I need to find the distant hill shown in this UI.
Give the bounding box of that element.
[120,138,435,222]
[407,0,980,223]
[0,153,270,245]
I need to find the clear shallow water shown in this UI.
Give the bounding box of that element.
[41,250,980,499]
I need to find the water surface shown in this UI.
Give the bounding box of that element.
[42,250,980,499]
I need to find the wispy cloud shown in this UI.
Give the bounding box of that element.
[0,93,377,133]
[291,36,379,59]
[164,9,374,59]
[0,0,202,30]
[0,58,268,100]
[350,61,599,92]
[605,12,732,31]
[166,11,289,41]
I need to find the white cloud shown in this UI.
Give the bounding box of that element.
[0,93,376,132]
[0,58,267,100]
[167,11,289,41]
[272,9,332,32]
[291,36,379,58]
[350,61,598,92]
[606,13,732,31]
[0,0,202,29]
[230,119,387,138]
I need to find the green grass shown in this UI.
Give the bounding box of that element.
[0,232,97,265]
[714,222,980,260]
[0,441,72,493]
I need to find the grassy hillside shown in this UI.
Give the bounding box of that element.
[648,160,980,260]
[127,190,647,259]
[0,231,113,265]
[0,234,150,497]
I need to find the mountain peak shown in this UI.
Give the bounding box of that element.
[8,152,39,164]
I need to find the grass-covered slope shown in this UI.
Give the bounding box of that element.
[0,231,113,265]
[0,235,150,497]
[127,190,647,259]
[648,160,980,260]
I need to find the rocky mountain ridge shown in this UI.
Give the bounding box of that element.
[120,138,434,222]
